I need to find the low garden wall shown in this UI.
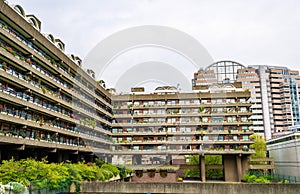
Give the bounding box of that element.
[81,182,300,194]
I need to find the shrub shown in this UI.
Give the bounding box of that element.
[101,164,120,177]
[9,182,25,193]
[0,158,125,192]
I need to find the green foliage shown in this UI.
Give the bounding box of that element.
[0,158,127,192]
[8,182,25,193]
[65,163,82,181]
[250,134,266,158]
[184,155,200,177]
[116,165,133,180]
[184,155,223,178]
[205,155,223,178]
[95,158,105,167]
[71,163,99,181]
[126,168,134,176]
[99,169,114,180]
[242,173,270,183]
[101,163,120,177]
[71,180,81,194]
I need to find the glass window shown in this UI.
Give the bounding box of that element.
[202,117,208,122]
[241,117,248,122]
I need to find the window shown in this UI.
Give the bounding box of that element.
[14,5,25,16]
[241,117,248,122]
[240,107,247,112]
[240,98,246,103]
[168,127,176,132]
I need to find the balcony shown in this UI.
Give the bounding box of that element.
[111,149,255,155]
[0,22,112,108]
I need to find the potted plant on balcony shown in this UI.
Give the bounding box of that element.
[38,119,44,126]
[2,62,6,71]
[173,109,179,114]
[198,107,205,113]
[3,25,8,31]
[41,86,47,94]
[11,130,17,137]
[19,131,26,138]
[50,59,55,64]
[242,146,249,151]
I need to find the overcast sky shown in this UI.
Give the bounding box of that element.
[8,0,300,91]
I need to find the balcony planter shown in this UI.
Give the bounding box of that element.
[242,146,249,151]
[160,170,168,178]
[147,169,156,178]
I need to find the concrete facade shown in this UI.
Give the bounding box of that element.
[267,132,300,179]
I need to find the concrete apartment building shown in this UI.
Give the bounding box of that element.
[112,84,254,182]
[193,61,300,140]
[0,1,113,162]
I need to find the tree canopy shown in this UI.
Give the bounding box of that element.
[250,133,267,158]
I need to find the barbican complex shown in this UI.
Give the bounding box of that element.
[0,1,300,182]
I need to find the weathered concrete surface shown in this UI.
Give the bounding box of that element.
[81,182,300,194]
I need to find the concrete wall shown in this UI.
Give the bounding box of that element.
[267,138,300,179]
[80,182,300,194]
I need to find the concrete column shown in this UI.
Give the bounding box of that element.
[57,152,63,162]
[106,155,112,163]
[166,155,172,165]
[236,155,242,182]
[136,155,142,165]
[223,155,238,182]
[132,155,137,165]
[200,155,206,182]
[62,152,70,162]
[132,155,142,165]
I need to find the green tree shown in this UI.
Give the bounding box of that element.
[184,155,200,177]
[204,155,223,178]
[184,155,223,178]
[250,134,266,158]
